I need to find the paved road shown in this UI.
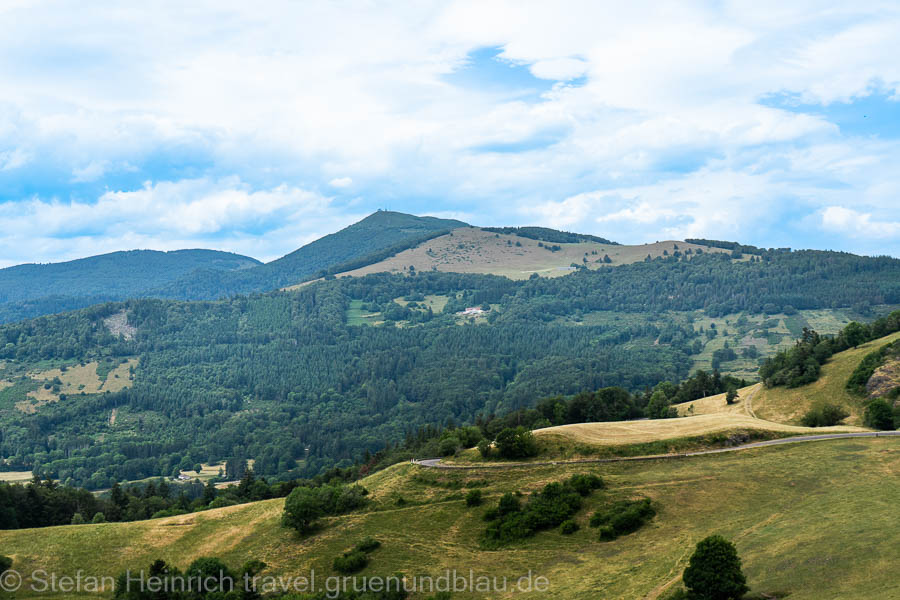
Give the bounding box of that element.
[411,431,900,470]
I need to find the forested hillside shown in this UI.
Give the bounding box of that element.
[0,212,466,323]
[0,250,260,323]
[146,211,468,300]
[2,248,899,489]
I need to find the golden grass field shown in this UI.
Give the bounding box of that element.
[0,470,34,483]
[533,412,865,447]
[336,227,729,280]
[2,438,898,599]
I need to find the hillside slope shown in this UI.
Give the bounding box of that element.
[148,211,468,300]
[0,212,467,322]
[335,227,726,280]
[746,331,900,425]
[2,438,898,599]
[0,249,260,323]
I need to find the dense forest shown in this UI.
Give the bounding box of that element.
[0,250,260,324]
[1,247,900,488]
[0,212,465,323]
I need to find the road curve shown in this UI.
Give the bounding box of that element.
[411,431,900,470]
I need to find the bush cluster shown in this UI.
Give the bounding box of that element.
[114,557,266,600]
[590,498,656,541]
[332,538,382,575]
[481,474,603,547]
[800,403,850,427]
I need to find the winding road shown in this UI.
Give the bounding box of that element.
[412,431,900,470]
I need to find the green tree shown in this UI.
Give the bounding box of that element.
[465,489,483,507]
[0,555,11,576]
[71,512,85,525]
[282,487,324,534]
[92,512,106,524]
[725,388,738,405]
[646,390,672,419]
[477,439,493,458]
[682,535,749,600]
[864,399,896,430]
[494,427,539,459]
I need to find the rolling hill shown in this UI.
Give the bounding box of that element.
[0,249,261,323]
[2,240,900,489]
[331,227,727,281]
[150,211,469,300]
[674,331,900,426]
[2,437,898,599]
[0,212,468,323]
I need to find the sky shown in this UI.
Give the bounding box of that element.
[1,1,899,267]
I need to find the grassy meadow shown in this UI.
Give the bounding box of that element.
[2,438,898,599]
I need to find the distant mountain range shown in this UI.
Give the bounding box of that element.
[0,211,467,323]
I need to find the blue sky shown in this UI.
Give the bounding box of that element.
[1,1,899,267]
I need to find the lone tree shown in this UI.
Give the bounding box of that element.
[725,388,738,405]
[683,535,749,600]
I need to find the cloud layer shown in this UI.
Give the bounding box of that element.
[0,1,899,265]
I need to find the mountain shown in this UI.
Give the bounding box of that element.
[2,243,899,489]
[328,227,722,281]
[0,249,260,323]
[0,212,467,323]
[149,210,468,300]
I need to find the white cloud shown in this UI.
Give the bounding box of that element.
[0,178,357,265]
[0,147,30,171]
[71,160,110,183]
[529,57,587,81]
[329,177,353,188]
[821,206,900,239]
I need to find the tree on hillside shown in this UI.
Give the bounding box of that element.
[682,535,749,600]
[646,390,674,419]
[725,388,738,405]
[494,427,539,459]
[0,555,11,576]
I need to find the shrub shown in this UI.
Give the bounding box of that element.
[590,498,656,540]
[438,436,459,457]
[333,550,369,574]
[682,535,748,600]
[70,512,85,525]
[497,492,521,516]
[801,403,850,427]
[597,525,616,541]
[494,427,539,459]
[477,438,493,458]
[465,489,483,507]
[567,473,605,496]
[355,537,382,553]
[91,512,106,524]
[0,555,11,575]
[559,519,579,535]
[864,399,896,430]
